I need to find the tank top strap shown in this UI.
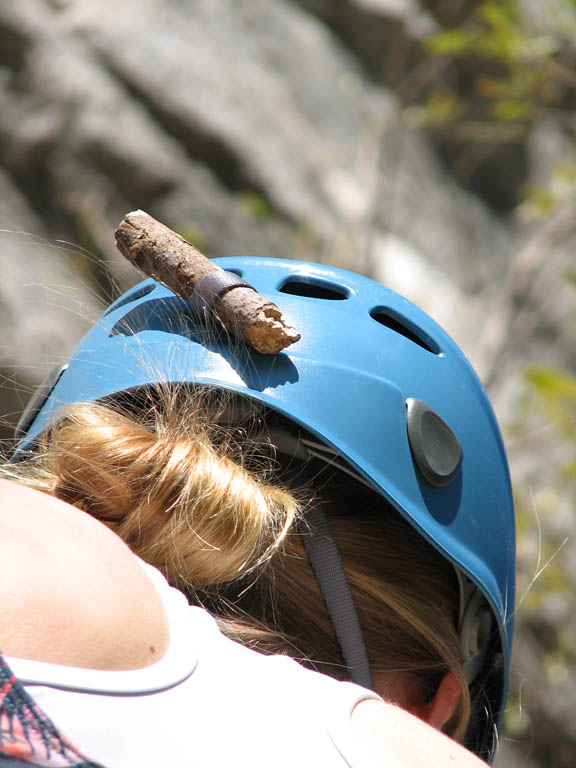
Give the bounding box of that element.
[6,560,203,695]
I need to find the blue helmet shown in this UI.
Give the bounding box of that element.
[15,257,515,759]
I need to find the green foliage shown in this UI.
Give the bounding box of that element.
[421,90,465,126]
[174,223,208,253]
[509,361,576,765]
[428,2,523,64]
[424,0,576,129]
[238,190,277,221]
[427,0,563,64]
[522,159,576,219]
[525,365,576,440]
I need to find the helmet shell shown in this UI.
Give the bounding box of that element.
[16,257,515,750]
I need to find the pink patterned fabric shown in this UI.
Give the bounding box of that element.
[0,651,105,768]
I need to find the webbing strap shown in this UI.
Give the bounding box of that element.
[191,270,254,313]
[300,507,374,690]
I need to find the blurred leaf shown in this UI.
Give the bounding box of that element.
[565,267,576,287]
[174,223,208,252]
[426,29,476,56]
[521,185,558,217]
[422,91,465,126]
[492,98,535,120]
[238,190,276,221]
[526,366,576,403]
[525,366,576,445]
[476,1,519,29]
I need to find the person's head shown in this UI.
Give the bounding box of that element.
[10,257,515,761]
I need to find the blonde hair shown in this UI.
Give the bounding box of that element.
[211,481,471,739]
[10,390,299,587]
[6,388,470,739]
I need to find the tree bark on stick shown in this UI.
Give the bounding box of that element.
[114,210,301,354]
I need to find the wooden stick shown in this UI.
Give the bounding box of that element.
[114,210,301,354]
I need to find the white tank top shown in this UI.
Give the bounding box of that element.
[7,561,380,767]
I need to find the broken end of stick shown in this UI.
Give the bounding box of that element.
[114,212,147,257]
[244,309,301,355]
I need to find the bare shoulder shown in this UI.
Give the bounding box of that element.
[350,698,489,768]
[0,479,168,670]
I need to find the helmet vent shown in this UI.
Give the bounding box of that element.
[279,278,348,300]
[103,284,157,316]
[370,308,439,354]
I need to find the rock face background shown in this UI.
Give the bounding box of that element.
[1,2,575,765]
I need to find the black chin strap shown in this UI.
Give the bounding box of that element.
[300,507,374,691]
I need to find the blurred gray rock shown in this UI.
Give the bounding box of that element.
[0,2,520,355]
[0,0,517,425]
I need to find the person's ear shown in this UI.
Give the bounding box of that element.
[413,672,461,730]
